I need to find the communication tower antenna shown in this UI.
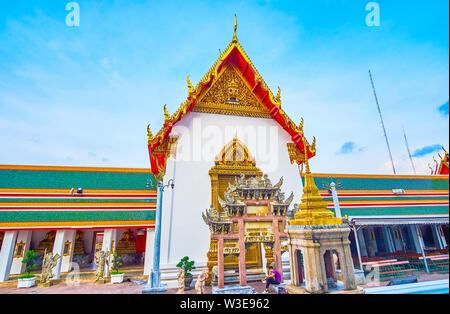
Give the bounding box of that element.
[402,127,416,175]
[368,70,397,175]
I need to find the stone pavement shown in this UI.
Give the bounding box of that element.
[0,279,271,294]
[0,272,447,294]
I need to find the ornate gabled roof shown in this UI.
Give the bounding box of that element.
[436,147,449,175]
[147,20,316,175]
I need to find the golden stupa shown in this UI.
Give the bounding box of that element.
[289,138,343,227]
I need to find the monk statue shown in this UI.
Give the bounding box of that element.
[39,248,60,287]
[177,268,185,294]
[195,269,208,294]
[94,250,109,282]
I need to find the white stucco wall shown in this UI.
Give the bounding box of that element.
[158,111,304,269]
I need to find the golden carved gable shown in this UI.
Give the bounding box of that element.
[193,64,272,118]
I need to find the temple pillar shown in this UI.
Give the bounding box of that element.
[288,244,298,286]
[61,230,76,273]
[408,225,422,253]
[238,220,247,286]
[366,228,378,257]
[102,229,117,276]
[52,230,67,279]
[0,231,18,282]
[217,237,224,289]
[382,226,395,253]
[339,244,357,290]
[144,228,155,276]
[10,230,32,275]
[272,219,283,282]
[432,225,447,249]
[391,227,403,251]
[303,243,325,293]
[357,228,368,256]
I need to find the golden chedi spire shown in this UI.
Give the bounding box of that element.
[289,137,343,227]
[232,14,238,43]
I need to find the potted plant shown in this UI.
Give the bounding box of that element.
[18,250,38,288]
[110,253,124,284]
[176,256,196,289]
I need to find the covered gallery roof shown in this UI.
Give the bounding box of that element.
[0,165,156,231]
[303,173,449,218]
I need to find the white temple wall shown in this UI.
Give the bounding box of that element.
[159,111,304,269]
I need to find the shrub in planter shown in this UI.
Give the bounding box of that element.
[176,256,196,289]
[18,250,38,288]
[110,253,124,284]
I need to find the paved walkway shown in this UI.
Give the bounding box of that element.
[0,272,447,294]
[0,280,271,294]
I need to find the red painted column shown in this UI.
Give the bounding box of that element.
[238,219,247,286]
[272,218,283,282]
[324,251,334,279]
[218,237,225,289]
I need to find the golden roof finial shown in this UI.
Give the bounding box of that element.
[147,124,153,144]
[232,14,238,43]
[442,146,448,154]
[299,117,304,133]
[187,75,194,95]
[276,87,281,104]
[312,136,316,152]
[163,105,170,123]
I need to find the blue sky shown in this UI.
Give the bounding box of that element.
[0,0,448,174]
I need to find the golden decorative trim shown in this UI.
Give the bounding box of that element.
[63,241,72,256]
[193,65,272,118]
[287,143,306,165]
[14,241,25,258]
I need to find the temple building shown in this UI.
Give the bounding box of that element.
[0,165,157,282]
[308,171,449,273]
[0,21,448,289]
[146,20,315,287]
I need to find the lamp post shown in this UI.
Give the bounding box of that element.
[143,176,174,294]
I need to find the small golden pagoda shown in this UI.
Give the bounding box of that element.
[286,137,361,294]
[289,142,342,227]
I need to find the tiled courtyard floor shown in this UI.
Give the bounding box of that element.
[0,271,447,294]
[0,279,270,294]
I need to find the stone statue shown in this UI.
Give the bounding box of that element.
[195,269,208,294]
[39,248,60,286]
[263,174,272,188]
[177,268,185,294]
[273,176,284,190]
[211,265,219,286]
[94,250,109,282]
[285,192,294,205]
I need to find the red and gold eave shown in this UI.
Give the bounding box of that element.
[147,37,316,176]
[437,150,449,175]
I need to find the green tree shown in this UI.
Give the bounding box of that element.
[20,250,38,279]
[110,253,124,275]
[176,256,196,277]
